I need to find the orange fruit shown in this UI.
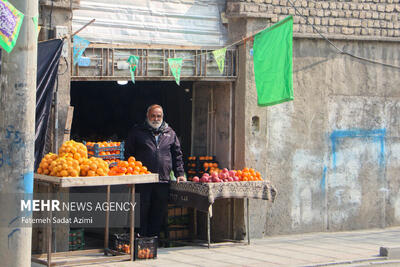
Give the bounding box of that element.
[89,163,97,171]
[128,156,136,163]
[135,161,143,167]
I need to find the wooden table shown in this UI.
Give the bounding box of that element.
[31,173,158,267]
[169,181,277,248]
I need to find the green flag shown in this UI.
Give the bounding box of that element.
[212,47,227,74]
[127,55,139,83]
[168,58,183,85]
[253,16,293,106]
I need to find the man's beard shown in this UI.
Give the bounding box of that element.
[147,118,163,129]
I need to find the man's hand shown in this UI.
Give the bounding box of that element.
[177,176,186,183]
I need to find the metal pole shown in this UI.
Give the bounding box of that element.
[53,79,59,153]
[104,185,110,255]
[130,185,135,261]
[247,198,250,245]
[0,0,38,266]
[47,185,53,267]
[207,207,211,249]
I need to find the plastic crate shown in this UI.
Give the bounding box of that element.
[135,236,157,260]
[69,229,85,251]
[111,233,131,254]
[84,141,125,161]
[186,156,219,179]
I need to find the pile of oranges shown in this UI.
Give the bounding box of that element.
[79,157,109,177]
[108,156,150,176]
[236,168,262,181]
[37,153,58,175]
[37,141,152,178]
[37,153,81,177]
[137,247,154,259]
[49,157,80,177]
[58,140,88,164]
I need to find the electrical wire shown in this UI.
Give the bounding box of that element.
[69,2,400,70]
[287,0,400,69]
[58,56,69,76]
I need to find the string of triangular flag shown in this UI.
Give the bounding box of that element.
[105,21,274,85]
[71,15,293,103]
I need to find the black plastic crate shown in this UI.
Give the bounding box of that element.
[111,233,131,254]
[135,236,157,260]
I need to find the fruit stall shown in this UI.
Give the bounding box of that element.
[168,155,277,247]
[32,140,159,266]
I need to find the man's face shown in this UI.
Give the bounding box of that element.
[147,107,163,129]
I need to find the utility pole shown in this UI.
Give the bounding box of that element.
[0,0,38,266]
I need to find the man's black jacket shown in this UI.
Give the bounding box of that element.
[125,123,185,181]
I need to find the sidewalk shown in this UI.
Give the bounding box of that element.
[32,226,400,267]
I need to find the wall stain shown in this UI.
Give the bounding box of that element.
[320,166,327,194]
[330,128,386,171]
[8,228,20,249]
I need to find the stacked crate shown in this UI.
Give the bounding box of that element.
[84,141,124,167]
[186,156,219,180]
[166,204,190,243]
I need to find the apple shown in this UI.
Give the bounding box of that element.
[233,176,239,182]
[229,170,236,177]
[212,177,219,183]
[211,172,218,179]
[228,177,233,182]
[223,168,229,173]
[223,179,228,182]
[192,177,200,182]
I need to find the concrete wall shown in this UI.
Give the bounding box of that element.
[228,13,400,236]
[266,38,400,235]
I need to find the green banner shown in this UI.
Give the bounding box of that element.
[253,16,294,106]
[168,58,183,85]
[0,0,24,53]
[127,55,139,84]
[212,47,227,74]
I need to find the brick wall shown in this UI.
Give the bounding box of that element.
[226,0,400,39]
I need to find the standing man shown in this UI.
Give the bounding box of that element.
[125,104,186,237]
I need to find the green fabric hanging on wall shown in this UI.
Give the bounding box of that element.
[253,16,294,106]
